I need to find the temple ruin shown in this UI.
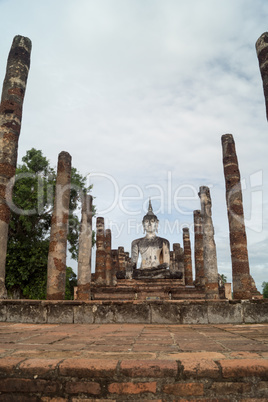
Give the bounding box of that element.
[0,34,264,307]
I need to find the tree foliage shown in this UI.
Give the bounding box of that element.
[220,274,227,285]
[6,148,93,300]
[262,282,268,299]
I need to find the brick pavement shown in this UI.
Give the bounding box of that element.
[0,322,267,400]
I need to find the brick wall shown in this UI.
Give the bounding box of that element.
[0,356,267,400]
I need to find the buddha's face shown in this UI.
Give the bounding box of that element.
[143,217,158,234]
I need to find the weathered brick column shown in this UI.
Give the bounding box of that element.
[256,32,268,121]
[105,229,112,286]
[199,186,219,299]
[193,210,205,288]
[95,217,106,285]
[173,243,185,282]
[118,246,126,274]
[221,134,259,299]
[182,228,193,286]
[77,194,93,300]
[0,36,31,299]
[46,152,72,300]
[111,249,118,284]
[169,251,175,272]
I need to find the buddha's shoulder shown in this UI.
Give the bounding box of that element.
[131,238,144,246]
[157,237,170,246]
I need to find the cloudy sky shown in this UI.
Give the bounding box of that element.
[0,0,267,291]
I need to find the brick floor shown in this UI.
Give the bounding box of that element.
[0,323,268,400]
[0,322,267,359]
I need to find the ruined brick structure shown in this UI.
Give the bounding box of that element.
[256,32,268,121]
[0,35,262,303]
[0,36,31,298]
[46,152,72,300]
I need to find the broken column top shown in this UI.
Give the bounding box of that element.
[199,186,211,197]
[2,35,32,96]
[194,210,202,217]
[221,133,234,144]
[58,151,72,162]
[97,217,104,224]
[13,35,32,47]
[173,243,181,250]
[182,227,190,234]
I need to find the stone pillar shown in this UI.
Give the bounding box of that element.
[105,229,112,286]
[173,243,185,283]
[46,152,72,300]
[118,246,126,273]
[182,228,193,286]
[95,217,106,285]
[221,134,259,299]
[111,249,119,284]
[0,36,31,298]
[169,251,175,272]
[193,210,205,288]
[77,194,92,300]
[256,33,268,121]
[199,186,219,299]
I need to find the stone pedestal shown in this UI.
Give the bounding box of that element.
[77,194,92,300]
[0,36,31,298]
[256,32,268,121]
[193,210,205,288]
[182,228,193,286]
[47,152,72,300]
[199,186,219,299]
[221,134,259,299]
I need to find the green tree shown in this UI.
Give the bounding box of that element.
[262,282,268,299]
[5,148,93,300]
[220,274,227,285]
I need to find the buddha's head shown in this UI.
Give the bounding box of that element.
[142,200,159,235]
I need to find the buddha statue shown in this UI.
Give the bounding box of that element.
[130,200,172,279]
